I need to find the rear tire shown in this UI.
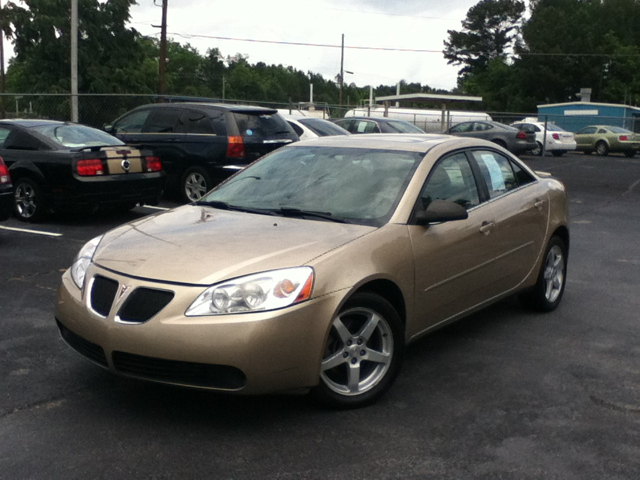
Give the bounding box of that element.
[624,151,636,158]
[531,142,543,156]
[14,177,46,222]
[312,292,405,409]
[551,150,565,157]
[596,141,609,156]
[181,167,212,203]
[519,236,567,312]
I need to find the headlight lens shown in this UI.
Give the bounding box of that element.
[186,267,314,316]
[70,235,103,289]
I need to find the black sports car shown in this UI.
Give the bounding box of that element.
[0,120,165,222]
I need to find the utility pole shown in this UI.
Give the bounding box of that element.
[339,34,344,106]
[157,0,168,99]
[70,0,78,122]
[0,0,5,118]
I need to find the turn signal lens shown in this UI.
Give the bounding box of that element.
[77,159,104,176]
[227,135,246,158]
[145,156,162,172]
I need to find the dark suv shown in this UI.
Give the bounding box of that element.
[106,103,298,202]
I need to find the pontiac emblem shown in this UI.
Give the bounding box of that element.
[121,159,131,172]
[117,284,131,301]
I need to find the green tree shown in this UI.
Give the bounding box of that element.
[443,0,525,79]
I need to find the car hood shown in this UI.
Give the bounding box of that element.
[94,205,375,285]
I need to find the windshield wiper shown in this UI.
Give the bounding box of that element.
[194,200,273,216]
[275,207,349,223]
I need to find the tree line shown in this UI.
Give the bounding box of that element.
[2,0,640,116]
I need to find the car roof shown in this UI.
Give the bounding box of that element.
[286,133,492,152]
[130,102,278,114]
[0,119,66,128]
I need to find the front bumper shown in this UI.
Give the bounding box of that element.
[55,266,344,394]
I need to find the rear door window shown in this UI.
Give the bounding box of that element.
[177,110,216,135]
[470,150,534,199]
[143,108,182,133]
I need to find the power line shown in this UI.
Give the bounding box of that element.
[167,32,443,53]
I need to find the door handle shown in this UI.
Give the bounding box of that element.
[479,221,495,235]
[534,199,545,211]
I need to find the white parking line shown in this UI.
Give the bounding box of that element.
[0,225,63,237]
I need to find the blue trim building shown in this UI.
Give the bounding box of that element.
[537,102,640,133]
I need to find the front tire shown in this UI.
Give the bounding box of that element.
[181,167,212,203]
[312,292,405,408]
[596,141,609,156]
[14,177,46,222]
[531,142,543,156]
[520,236,567,312]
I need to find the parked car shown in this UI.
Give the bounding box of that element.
[56,134,569,408]
[574,125,640,157]
[510,120,577,156]
[106,103,299,202]
[447,120,537,155]
[0,120,164,222]
[285,116,350,140]
[0,156,13,221]
[332,116,426,134]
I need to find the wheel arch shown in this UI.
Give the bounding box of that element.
[552,225,570,260]
[352,279,407,327]
[8,162,47,185]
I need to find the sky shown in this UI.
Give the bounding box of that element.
[127,0,483,92]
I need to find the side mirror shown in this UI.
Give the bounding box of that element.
[103,124,115,134]
[415,199,469,225]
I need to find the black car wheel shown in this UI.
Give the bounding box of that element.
[596,141,609,156]
[181,167,212,203]
[313,292,404,408]
[14,177,46,222]
[520,236,567,312]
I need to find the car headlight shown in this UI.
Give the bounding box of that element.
[70,235,103,289]
[186,267,314,316]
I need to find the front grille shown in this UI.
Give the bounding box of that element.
[117,287,174,323]
[112,351,246,390]
[56,319,108,368]
[90,275,119,317]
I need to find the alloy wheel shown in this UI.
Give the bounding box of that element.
[543,245,565,303]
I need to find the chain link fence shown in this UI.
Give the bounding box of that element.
[1,93,638,134]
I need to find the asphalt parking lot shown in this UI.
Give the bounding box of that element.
[1,152,639,479]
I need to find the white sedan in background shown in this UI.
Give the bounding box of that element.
[511,120,577,157]
[284,116,350,141]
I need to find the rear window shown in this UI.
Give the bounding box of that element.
[608,126,632,134]
[299,118,349,136]
[31,124,124,148]
[232,113,293,140]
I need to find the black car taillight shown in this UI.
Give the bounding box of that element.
[0,157,11,185]
[227,135,246,158]
[144,156,162,172]
[516,130,527,140]
[77,159,105,176]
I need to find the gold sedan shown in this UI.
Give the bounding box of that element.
[55,134,569,408]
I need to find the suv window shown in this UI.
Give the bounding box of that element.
[0,127,11,147]
[114,109,150,133]
[178,110,216,135]
[232,112,291,139]
[143,108,182,133]
[420,153,480,210]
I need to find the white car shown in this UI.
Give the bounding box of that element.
[511,120,577,156]
[284,116,350,141]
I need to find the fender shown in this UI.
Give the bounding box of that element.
[7,159,48,186]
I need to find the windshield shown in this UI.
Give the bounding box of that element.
[385,121,425,133]
[32,124,124,148]
[202,146,423,226]
[299,118,350,136]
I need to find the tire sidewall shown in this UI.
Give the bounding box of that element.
[14,177,45,222]
[526,236,568,312]
[181,167,212,203]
